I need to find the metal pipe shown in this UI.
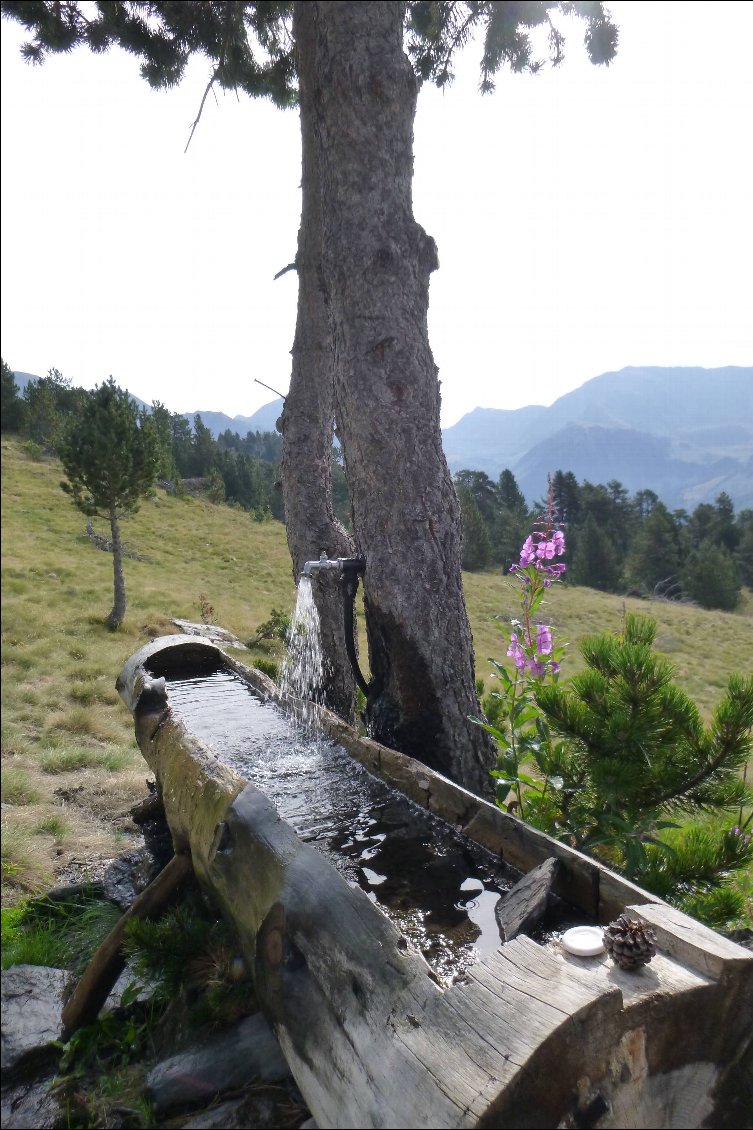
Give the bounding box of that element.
[341,564,369,697]
[301,555,369,695]
[302,552,341,576]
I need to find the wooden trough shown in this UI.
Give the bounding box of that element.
[116,636,752,1129]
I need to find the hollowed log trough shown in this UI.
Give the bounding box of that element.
[117,636,752,1129]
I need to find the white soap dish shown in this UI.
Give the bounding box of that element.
[561,926,605,957]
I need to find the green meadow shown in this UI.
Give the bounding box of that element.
[2,434,752,902]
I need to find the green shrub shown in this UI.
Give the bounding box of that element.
[248,608,291,647]
[22,439,44,461]
[124,892,257,1028]
[253,657,280,682]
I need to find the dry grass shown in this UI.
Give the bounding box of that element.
[2,434,751,905]
[464,571,753,720]
[1,435,296,902]
[1,767,41,806]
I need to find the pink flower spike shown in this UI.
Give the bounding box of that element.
[536,625,553,655]
[519,536,536,567]
[507,634,528,669]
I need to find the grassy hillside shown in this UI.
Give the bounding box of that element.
[467,570,753,712]
[2,435,751,903]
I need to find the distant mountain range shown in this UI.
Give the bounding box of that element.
[182,400,284,437]
[441,366,753,511]
[12,365,753,511]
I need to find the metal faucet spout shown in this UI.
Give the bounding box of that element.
[302,552,340,577]
[301,553,366,579]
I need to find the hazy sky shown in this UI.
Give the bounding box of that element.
[1,2,751,428]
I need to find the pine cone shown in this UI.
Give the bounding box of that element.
[603,914,657,970]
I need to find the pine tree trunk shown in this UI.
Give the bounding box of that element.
[107,508,127,629]
[279,3,358,721]
[306,1,494,795]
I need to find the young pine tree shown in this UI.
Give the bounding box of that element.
[59,379,161,629]
[533,613,753,924]
[626,502,683,595]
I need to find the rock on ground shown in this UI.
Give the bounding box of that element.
[0,965,69,1077]
[146,1012,291,1115]
[0,1074,65,1130]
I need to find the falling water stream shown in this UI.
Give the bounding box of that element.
[279,575,326,722]
[158,579,579,982]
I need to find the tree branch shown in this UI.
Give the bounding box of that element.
[184,70,219,153]
[253,378,286,401]
[184,1,236,153]
[273,261,298,280]
[61,852,195,1032]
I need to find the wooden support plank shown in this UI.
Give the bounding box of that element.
[626,902,753,981]
[61,852,195,1033]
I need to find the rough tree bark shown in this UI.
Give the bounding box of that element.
[278,3,358,721]
[107,507,127,629]
[305,0,495,796]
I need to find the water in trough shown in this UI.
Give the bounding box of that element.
[161,660,586,985]
[158,580,579,983]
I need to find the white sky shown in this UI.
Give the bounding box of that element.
[1,1,751,428]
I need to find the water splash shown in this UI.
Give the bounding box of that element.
[280,575,327,724]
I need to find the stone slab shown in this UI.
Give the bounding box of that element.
[1,966,69,1077]
[146,1012,291,1115]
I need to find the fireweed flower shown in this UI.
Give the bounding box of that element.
[481,481,567,821]
[507,633,528,669]
[519,536,537,567]
[504,485,566,680]
[536,625,553,655]
[504,612,558,676]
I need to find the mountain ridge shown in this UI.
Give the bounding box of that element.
[12,365,752,510]
[442,366,753,509]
